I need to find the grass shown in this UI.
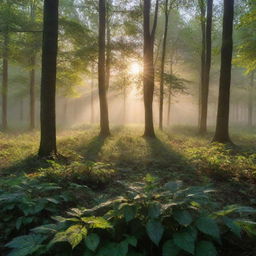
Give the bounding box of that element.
[1,125,256,206]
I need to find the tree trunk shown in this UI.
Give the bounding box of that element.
[2,32,9,131]
[143,0,159,137]
[91,78,94,124]
[29,56,36,130]
[123,78,127,124]
[212,0,234,143]
[248,71,254,127]
[98,0,110,137]
[38,0,59,157]
[167,90,171,126]
[159,0,169,130]
[199,0,213,133]
[105,0,112,91]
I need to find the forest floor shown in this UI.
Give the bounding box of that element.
[1,125,256,206]
[1,125,256,254]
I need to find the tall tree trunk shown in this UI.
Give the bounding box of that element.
[159,0,169,130]
[2,32,9,131]
[143,0,159,137]
[91,78,94,124]
[248,71,254,127]
[20,98,24,122]
[98,0,110,137]
[29,56,36,130]
[105,0,112,91]
[123,78,127,124]
[167,90,171,126]
[212,0,234,143]
[38,0,59,157]
[199,0,213,133]
[29,0,36,130]
[198,0,206,131]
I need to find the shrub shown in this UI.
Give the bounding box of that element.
[6,175,256,256]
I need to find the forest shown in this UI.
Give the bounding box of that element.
[0,0,256,255]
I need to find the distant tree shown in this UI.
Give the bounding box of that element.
[38,0,59,157]
[213,0,234,143]
[143,0,159,137]
[198,0,213,134]
[98,0,110,136]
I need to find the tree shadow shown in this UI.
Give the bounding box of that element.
[0,155,51,176]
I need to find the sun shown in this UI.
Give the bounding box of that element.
[129,62,142,75]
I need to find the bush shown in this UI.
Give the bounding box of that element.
[38,161,117,188]
[6,175,256,256]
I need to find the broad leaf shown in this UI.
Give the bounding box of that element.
[195,241,217,256]
[173,210,192,226]
[162,239,180,256]
[146,220,164,246]
[173,229,196,254]
[85,233,100,252]
[196,217,220,241]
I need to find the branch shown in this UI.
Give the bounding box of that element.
[0,30,42,33]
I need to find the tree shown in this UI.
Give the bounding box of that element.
[159,0,170,130]
[143,0,159,137]
[98,0,110,137]
[212,0,234,143]
[38,0,59,157]
[198,0,213,134]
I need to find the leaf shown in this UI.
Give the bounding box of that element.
[66,224,87,248]
[6,234,46,256]
[162,239,180,256]
[173,210,192,226]
[32,224,58,235]
[195,241,217,256]
[124,205,137,222]
[164,181,183,192]
[16,217,23,230]
[82,217,112,229]
[196,217,220,241]
[148,203,161,219]
[85,233,100,252]
[146,220,164,246]
[223,217,241,238]
[173,229,196,254]
[125,236,137,247]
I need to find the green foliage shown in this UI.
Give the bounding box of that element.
[38,160,117,188]
[5,178,256,256]
[0,176,73,248]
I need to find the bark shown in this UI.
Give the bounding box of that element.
[248,71,254,127]
[212,0,234,143]
[159,0,169,130]
[2,32,9,131]
[123,78,127,124]
[199,0,213,133]
[143,0,159,137]
[29,56,36,130]
[91,78,94,124]
[167,90,171,126]
[38,0,59,157]
[98,0,110,137]
[105,0,112,91]
[29,1,36,130]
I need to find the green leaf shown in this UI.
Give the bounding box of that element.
[6,234,46,256]
[173,210,192,226]
[82,217,112,229]
[223,217,241,238]
[124,205,136,222]
[164,181,183,192]
[173,229,196,254]
[146,220,164,246]
[125,236,137,247]
[195,241,217,256]
[148,203,161,219]
[85,233,100,252]
[196,217,220,241]
[162,240,180,256]
[66,224,87,248]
